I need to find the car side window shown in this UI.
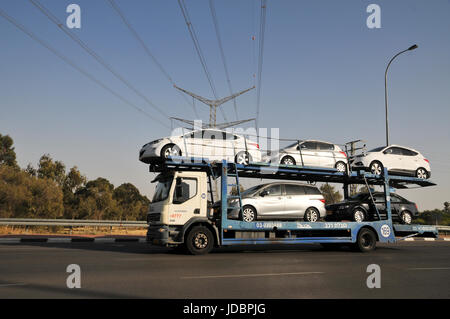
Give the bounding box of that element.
[263,185,282,196]
[391,195,401,203]
[400,148,417,156]
[384,147,402,155]
[301,141,317,150]
[285,184,306,195]
[304,186,321,195]
[224,132,238,140]
[202,130,224,140]
[317,142,334,150]
[373,194,385,202]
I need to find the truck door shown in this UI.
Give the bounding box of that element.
[170,176,201,225]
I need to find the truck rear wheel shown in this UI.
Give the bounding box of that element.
[353,228,377,252]
[185,226,214,255]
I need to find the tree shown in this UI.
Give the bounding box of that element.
[0,134,18,167]
[62,166,87,219]
[319,183,342,205]
[113,183,150,220]
[25,163,37,177]
[37,154,66,186]
[0,164,63,218]
[63,166,86,194]
[230,185,245,196]
[74,177,117,220]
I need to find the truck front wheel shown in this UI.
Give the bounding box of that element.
[186,226,214,255]
[353,228,377,252]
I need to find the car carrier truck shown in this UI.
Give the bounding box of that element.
[146,157,438,255]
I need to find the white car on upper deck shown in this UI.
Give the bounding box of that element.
[263,140,348,172]
[139,128,261,165]
[351,145,431,179]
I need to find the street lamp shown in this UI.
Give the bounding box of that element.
[384,44,418,146]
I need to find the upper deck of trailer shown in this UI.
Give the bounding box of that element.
[148,157,436,189]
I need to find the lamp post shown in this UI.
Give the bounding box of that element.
[384,44,418,146]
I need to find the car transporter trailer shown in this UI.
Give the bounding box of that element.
[146,157,438,254]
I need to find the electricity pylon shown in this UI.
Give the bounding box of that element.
[174,85,255,128]
[170,117,255,130]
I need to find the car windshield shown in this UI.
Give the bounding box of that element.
[152,177,173,203]
[369,146,386,152]
[241,184,266,197]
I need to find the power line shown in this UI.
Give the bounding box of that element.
[0,7,170,129]
[29,0,170,121]
[255,0,267,129]
[208,0,238,120]
[177,0,228,123]
[106,0,199,119]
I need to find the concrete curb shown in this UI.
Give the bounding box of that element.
[0,237,147,243]
[0,237,448,243]
[402,237,449,241]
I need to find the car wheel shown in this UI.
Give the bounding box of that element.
[352,208,366,223]
[242,205,257,222]
[369,161,383,175]
[400,211,413,225]
[161,144,181,159]
[281,156,296,166]
[416,168,428,179]
[235,151,251,165]
[335,161,347,173]
[353,228,377,252]
[185,226,214,255]
[304,207,320,222]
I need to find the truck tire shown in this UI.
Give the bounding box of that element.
[185,226,214,255]
[353,228,377,252]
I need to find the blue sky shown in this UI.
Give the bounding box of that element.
[1,0,449,210]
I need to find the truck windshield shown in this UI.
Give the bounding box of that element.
[152,178,173,203]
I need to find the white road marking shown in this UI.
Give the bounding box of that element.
[181,271,324,279]
[408,267,450,271]
[404,238,415,241]
[424,238,436,241]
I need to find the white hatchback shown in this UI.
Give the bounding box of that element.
[139,129,261,165]
[351,145,431,179]
[264,140,348,172]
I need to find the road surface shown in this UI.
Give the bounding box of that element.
[1,241,449,298]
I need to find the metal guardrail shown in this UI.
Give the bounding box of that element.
[0,218,147,228]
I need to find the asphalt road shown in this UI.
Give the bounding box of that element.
[0,241,449,298]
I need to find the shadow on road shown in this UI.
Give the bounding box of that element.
[0,241,402,256]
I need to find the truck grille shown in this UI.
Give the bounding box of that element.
[147,213,161,223]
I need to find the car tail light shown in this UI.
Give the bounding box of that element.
[415,203,418,210]
[424,159,429,163]
[249,142,260,149]
[319,199,326,204]
[340,151,347,157]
